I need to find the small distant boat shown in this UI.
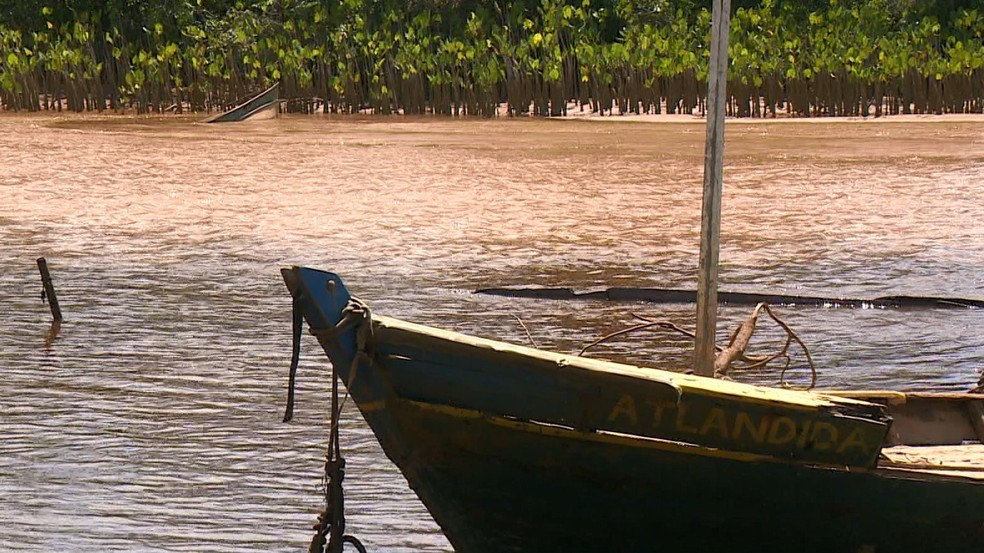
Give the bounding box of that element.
[282,266,984,553]
[203,83,279,123]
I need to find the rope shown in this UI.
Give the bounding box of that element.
[282,292,304,422]
[309,298,371,553]
[757,303,818,390]
[310,298,373,418]
[578,320,694,357]
[281,293,369,553]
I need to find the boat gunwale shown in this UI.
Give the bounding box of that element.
[202,82,279,123]
[370,313,884,412]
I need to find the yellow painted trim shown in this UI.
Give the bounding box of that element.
[401,399,855,469]
[359,400,387,412]
[823,390,908,406]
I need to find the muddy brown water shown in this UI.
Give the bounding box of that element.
[1,113,983,551]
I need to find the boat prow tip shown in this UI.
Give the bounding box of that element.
[281,266,353,321]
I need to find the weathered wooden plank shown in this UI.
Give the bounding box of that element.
[830,390,984,402]
[373,315,880,411]
[371,324,890,468]
[967,400,984,442]
[881,444,984,480]
[827,391,981,445]
[378,353,680,434]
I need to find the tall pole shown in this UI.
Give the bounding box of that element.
[694,0,731,376]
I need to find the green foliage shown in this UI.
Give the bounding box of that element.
[0,0,982,115]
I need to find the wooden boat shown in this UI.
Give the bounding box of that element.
[282,266,984,553]
[202,82,279,123]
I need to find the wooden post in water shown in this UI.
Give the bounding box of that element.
[694,0,731,377]
[37,257,63,322]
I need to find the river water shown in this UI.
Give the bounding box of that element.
[1,113,983,551]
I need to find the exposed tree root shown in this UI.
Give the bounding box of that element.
[580,302,818,390]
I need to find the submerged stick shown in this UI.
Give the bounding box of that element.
[512,315,539,349]
[44,320,61,349]
[37,257,63,322]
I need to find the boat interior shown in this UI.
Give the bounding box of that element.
[829,391,984,479]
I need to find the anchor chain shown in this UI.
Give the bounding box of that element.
[283,293,369,553]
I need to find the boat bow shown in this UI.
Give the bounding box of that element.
[282,266,891,469]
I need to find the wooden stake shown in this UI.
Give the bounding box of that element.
[694,0,731,377]
[37,257,63,322]
[44,320,61,349]
[966,401,984,442]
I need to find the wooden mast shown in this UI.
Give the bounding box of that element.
[694,0,731,376]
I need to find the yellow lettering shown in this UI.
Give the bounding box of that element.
[797,420,813,448]
[809,422,839,451]
[645,399,670,427]
[732,411,769,443]
[675,404,699,433]
[837,428,868,454]
[608,395,638,425]
[699,407,730,439]
[767,417,797,445]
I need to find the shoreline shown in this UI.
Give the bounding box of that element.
[561,111,984,124]
[2,107,983,126]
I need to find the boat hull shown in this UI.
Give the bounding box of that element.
[203,83,279,122]
[281,267,984,553]
[371,398,984,553]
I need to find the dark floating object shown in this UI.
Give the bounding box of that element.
[476,286,984,309]
[202,82,279,123]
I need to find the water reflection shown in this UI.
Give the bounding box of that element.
[1,113,982,551]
